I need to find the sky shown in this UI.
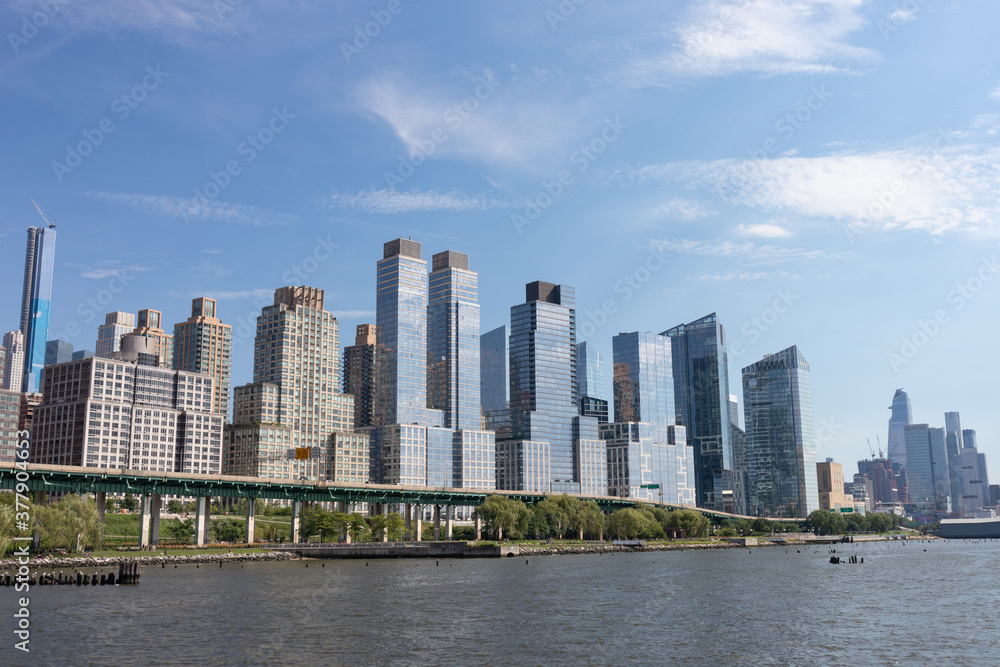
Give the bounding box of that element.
[2,0,999,480]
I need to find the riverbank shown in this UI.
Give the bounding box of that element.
[0,550,298,570]
[516,540,778,557]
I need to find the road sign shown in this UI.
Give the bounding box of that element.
[295,447,311,460]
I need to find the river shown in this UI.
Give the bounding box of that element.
[3,538,998,665]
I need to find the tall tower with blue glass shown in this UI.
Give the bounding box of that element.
[887,389,912,467]
[577,341,608,423]
[662,313,735,511]
[427,250,480,430]
[742,345,818,518]
[20,225,57,393]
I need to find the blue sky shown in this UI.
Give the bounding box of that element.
[2,0,999,479]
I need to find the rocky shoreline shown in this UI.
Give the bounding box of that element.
[517,540,788,557]
[0,551,298,570]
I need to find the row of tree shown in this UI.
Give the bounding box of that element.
[806,510,900,536]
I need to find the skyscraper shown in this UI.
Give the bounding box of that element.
[19,225,57,392]
[611,332,673,442]
[887,389,912,466]
[2,331,24,392]
[343,324,379,429]
[42,339,73,387]
[742,345,818,518]
[96,311,136,357]
[427,250,480,431]
[577,341,608,423]
[480,325,508,414]
[904,424,950,513]
[173,297,232,417]
[133,309,173,367]
[662,313,735,510]
[498,281,603,494]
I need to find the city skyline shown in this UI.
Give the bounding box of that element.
[2,2,1000,481]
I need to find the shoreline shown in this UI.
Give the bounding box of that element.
[0,551,299,570]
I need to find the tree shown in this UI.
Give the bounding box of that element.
[732,519,752,537]
[806,510,847,536]
[475,495,530,540]
[386,512,405,542]
[258,523,282,542]
[212,518,244,543]
[347,513,367,542]
[528,505,551,539]
[37,495,102,552]
[575,501,605,540]
[368,514,389,542]
[301,506,337,542]
[534,497,570,539]
[164,518,196,543]
[120,493,139,512]
[717,527,737,537]
[663,509,710,538]
[751,518,771,535]
[845,513,867,533]
[166,500,183,514]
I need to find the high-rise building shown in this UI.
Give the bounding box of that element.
[1,331,24,392]
[133,309,173,367]
[427,250,480,431]
[577,341,608,423]
[224,286,360,482]
[497,281,603,494]
[611,332,674,442]
[72,349,94,361]
[662,313,736,510]
[817,459,853,511]
[953,446,991,517]
[173,297,232,417]
[887,389,912,467]
[19,225,57,392]
[944,411,963,449]
[742,345,818,518]
[31,344,222,473]
[343,324,379,429]
[903,424,950,513]
[0,388,18,462]
[96,311,136,358]
[480,325,508,414]
[858,457,899,505]
[45,339,73,366]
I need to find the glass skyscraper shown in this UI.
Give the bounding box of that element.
[887,389,912,466]
[742,345,818,518]
[20,225,57,393]
[577,341,608,423]
[427,250,480,431]
[904,424,950,512]
[611,332,674,443]
[662,313,735,510]
[480,325,508,414]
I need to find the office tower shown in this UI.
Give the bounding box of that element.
[729,395,739,427]
[427,250,480,431]
[742,345,818,518]
[31,347,222,473]
[953,447,991,516]
[480,325,508,414]
[662,313,736,510]
[887,389,912,467]
[0,387,19,462]
[374,239,428,427]
[944,411,963,449]
[858,456,899,506]
[497,281,603,494]
[343,324,379,429]
[133,309,173,367]
[45,339,73,366]
[611,332,674,442]
[173,297,232,417]
[816,459,853,511]
[578,341,608,423]
[96,311,136,357]
[962,429,977,449]
[904,424,950,512]
[72,349,94,360]
[2,331,24,392]
[602,421,693,504]
[19,225,57,392]
[224,286,361,482]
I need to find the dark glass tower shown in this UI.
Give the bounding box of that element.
[742,345,818,518]
[20,225,57,392]
[577,341,608,423]
[661,313,734,510]
[480,325,508,414]
[611,332,673,442]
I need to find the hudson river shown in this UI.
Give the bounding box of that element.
[5,539,998,665]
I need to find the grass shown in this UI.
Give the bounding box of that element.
[46,547,274,559]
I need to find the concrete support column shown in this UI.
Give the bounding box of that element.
[150,494,162,546]
[433,505,441,541]
[196,496,210,547]
[445,505,453,540]
[96,492,107,524]
[245,498,256,544]
[404,503,412,541]
[414,505,423,542]
[291,501,301,544]
[474,512,482,541]
[139,494,152,548]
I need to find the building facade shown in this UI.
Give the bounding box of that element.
[173,297,233,417]
[133,309,173,367]
[577,341,608,423]
[742,345,818,518]
[2,331,24,392]
[0,389,20,462]
[904,424,950,513]
[480,325,508,415]
[96,311,136,358]
[19,225,57,392]
[342,324,379,429]
[817,459,853,511]
[887,389,912,467]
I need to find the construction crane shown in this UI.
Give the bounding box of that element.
[875,435,884,459]
[31,199,56,228]
[866,438,877,460]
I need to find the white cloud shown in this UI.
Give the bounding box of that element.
[653,198,715,221]
[737,223,792,238]
[321,188,505,215]
[649,238,855,265]
[88,192,295,226]
[887,8,916,23]
[80,265,147,279]
[990,84,1000,103]
[635,140,1000,236]
[694,271,797,281]
[622,0,878,82]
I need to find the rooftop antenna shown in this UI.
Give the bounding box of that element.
[31,199,56,228]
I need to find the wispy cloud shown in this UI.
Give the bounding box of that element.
[620,0,878,83]
[320,188,506,214]
[79,264,148,279]
[649,238,855,265]
[737,223,793,238]
[653,197,715,221]
[887,8,917,23]
[694,270,798,282]
[990,84,1000,103]
[87,192,295,226]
